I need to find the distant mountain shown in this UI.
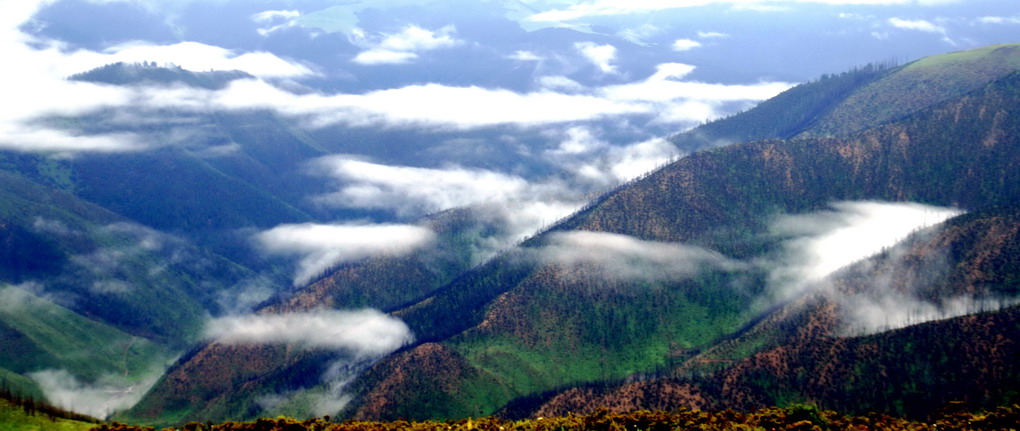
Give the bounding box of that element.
[671,43,1020,151]
[123,42,1020,425]
[70,62,255,90]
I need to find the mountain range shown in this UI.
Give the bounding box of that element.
[34,42,1005,425]
[2,0,1020,422]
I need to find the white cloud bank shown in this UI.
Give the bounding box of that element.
[217,61,787,129]
[842,290,1020,336]
[575,42,618,74]
[673,38,703,51]
[30,369,163,419]
[305,127,680,259]
[769,201,963,301]
[206,309,413,419]
[306,155,587,259]
[213,78,651,129]
[352,25,460,65]
[255,222,435,286]
[541,231,745,281]
[310,156,530,217]
[887,17,946,33]
[0,1,314,154]
[600,63,792,124]
[204,309,413,356]
[544,126,679,186]
[0,2,790,154]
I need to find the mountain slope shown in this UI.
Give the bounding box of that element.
[121,209,495,425]
[669,62,893,151]
[532,202,1020,418]
[0,170,254,345]
[0,162,264,419]
[670,43,1020,151]
[125,43,1020,424]
[337,46,1020,420]
[804,43,1020,138]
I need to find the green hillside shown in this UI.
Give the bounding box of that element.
[804,43,1020,137]
[0,400,96,431]
[0,154,261,421]
[336,46,1020,420]
[120,209,490,426]
[531,202,1020,418]
[0,386,100,431]
[0,285,170,382]
[0,170,250,345]
[669,62,893,151]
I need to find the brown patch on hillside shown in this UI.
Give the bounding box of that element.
[130,342,299,419]
[353,343,476,421]
[534,380,708,418]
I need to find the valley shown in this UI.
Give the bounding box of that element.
[1,1,1019,428]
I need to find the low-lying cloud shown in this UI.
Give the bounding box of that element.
[204,307,414,418]
[204,309,413,356]
[575,42,618,74]
[310,156,530,217]
[353,25,461,65]
[306,126,681,262]
[842,291,1020,336]
[68,222,207,294]
[768,201,963,301]
[254,222,435,286]
[0,1,313,154]
[601,62,791,104]
[817,222,1020,336]
[29,368,163,419]
[540,231,745,282]
[306,155,588,262]
[544,126,680,187]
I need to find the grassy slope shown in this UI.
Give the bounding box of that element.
[669,62,892,151]
[0,399,95,431]
[0,286,170,382]
[441,267,761,417]
[526,201,1020,419]
[805,43,1020,137]
[0,371,42,402]
[0,170,254,346]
